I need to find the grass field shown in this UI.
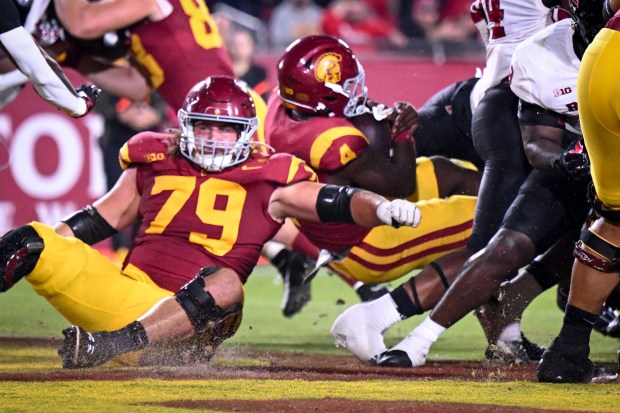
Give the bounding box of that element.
[1,265,619,412]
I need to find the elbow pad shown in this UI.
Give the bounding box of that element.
[61,205,117,245]
[316,185,361,224]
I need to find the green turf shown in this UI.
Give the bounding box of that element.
[1,265,617,362]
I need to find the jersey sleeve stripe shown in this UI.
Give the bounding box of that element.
[309,126,368,169]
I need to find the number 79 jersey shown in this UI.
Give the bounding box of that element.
[119,132,317,291]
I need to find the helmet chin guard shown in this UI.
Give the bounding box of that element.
[178,76,259,171]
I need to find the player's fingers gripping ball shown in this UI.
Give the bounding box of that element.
[376,199,421,228]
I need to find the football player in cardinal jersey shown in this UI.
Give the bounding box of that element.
[51,0,234,109]
[538,0,620,383]
[265,35,484,355]
[0,76,422,369]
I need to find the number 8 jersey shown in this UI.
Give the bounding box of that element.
[119,131,317,291]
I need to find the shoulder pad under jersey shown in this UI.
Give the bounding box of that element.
[119,132,173,169]
[306,117,369,172]
[247,153,318,186]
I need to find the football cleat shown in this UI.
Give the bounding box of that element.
[374,349,413,368]
[485,333,545,364]
[0,225,43,293]
[58,326,115,369]
[537,337,618,383]
[280,251,314,317]
[331,302,388,362]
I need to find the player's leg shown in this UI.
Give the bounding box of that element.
[374,82,532,367]
[59,266,244,368]
[538,27,620,383]
[2,222,171,331]
[431,156,481,197]
[330,195,475,361]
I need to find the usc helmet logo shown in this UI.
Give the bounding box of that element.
[314,52,342,84]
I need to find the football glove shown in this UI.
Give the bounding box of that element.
[75,84,101,117]
[553,138,590,181]
[376,199,421,228]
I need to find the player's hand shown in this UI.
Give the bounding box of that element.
[75,84,101,117]
[388,102,418,143]
[553,138,590,181]
[376,199,421,228]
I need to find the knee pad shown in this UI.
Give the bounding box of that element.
[1,225,44,292]
[175,266,239,334]
[573,228,620,272]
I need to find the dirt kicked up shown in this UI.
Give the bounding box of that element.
[1,337,618,413]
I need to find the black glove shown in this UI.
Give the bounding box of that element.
[553,138,590,181]
[75,84,101,117]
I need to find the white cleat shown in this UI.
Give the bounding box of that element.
[331,302,388,362]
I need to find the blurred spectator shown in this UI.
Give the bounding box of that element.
[226,26,272,101]
[208,0,266,19]
[321,0,409,52]
[399,0,479,48]
[95,91,170,260]
[269,0,325,50]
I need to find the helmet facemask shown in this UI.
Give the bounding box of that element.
[324,60,369,117]
[178,109,258,172]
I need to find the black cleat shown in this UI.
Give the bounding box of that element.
[58,326,114,369]
[374,349,413,368]
[280,251,314,317]
[355,283,390,302]
[537,337,618,383]
[0,226,43,292]
[520,333,545,361]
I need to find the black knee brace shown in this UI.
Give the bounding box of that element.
[175,266,234,334]
[390,277,423,318]
[428,261,449,290]
[573,227,620,273]
[1,225,44,292]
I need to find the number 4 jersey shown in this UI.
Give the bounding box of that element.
[119,131,317,291]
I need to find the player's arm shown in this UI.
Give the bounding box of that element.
[54,0,160,39]
[518,100,566,171]
[519,101,588,179]
[55,168,140,242]
[0,25,98,117]
[268,181,421,228]
[333,114,417,198]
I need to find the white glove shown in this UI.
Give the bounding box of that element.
[376,199,421,228]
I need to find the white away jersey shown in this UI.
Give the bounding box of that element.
[470,0,553,110]
[509,18,581,134]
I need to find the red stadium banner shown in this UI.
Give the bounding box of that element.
[0,73,106,235]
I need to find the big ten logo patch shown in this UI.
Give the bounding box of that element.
[553,87,572,97]
[145,152,165,162]
[314,52,342,84]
